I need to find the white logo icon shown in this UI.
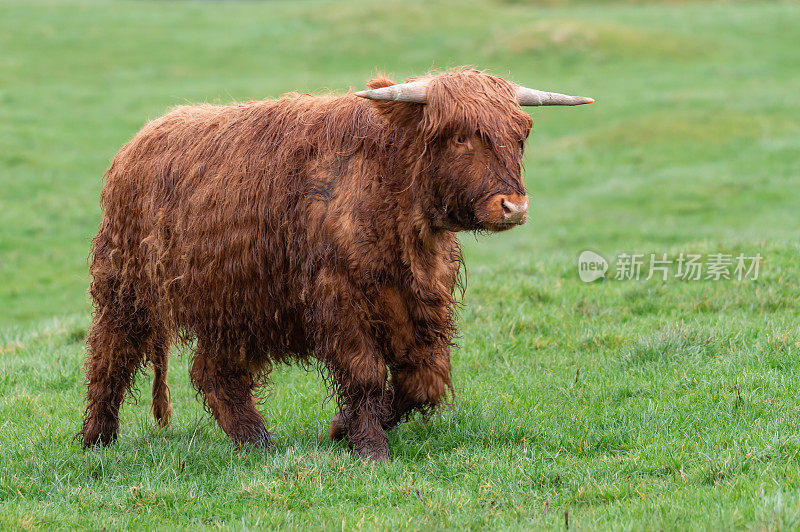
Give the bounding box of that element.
[578,250,608,282]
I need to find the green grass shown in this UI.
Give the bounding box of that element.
[1,0,799,529]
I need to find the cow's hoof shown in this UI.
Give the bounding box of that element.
[353,441,391,463]
[232,424,274,450]
[329,411,346,441]
[78,418,118,449]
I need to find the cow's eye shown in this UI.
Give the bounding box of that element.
[455,135,467,145]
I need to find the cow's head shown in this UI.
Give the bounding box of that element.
[356,68,592,232]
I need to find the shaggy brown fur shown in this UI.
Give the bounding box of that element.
[79,68,534,461]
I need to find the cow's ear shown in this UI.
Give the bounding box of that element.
[366,76,396,91]
[361,76,424,130]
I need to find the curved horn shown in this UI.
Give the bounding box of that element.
[516,86,594,106]
[354,81,428,103]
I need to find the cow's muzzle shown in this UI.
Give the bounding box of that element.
[474,192,528,231]
[499,194,528,225]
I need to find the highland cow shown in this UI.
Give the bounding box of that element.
[79,68,592,461]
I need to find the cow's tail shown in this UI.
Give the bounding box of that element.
[150,347,173,428]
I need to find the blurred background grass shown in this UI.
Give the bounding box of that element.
[1,0,798,327]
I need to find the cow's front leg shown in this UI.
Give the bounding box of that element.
[314,275,390,461]
[324,344,389,461]
[385,350,452,430]
[330,346,452,438]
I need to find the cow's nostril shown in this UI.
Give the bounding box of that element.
[501,198,513,214]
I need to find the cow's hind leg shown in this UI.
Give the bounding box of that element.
[80,283,166,448]
[190,345,272,448]
[328,409,348,442]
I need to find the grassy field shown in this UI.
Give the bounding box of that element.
[1,0,799,529]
